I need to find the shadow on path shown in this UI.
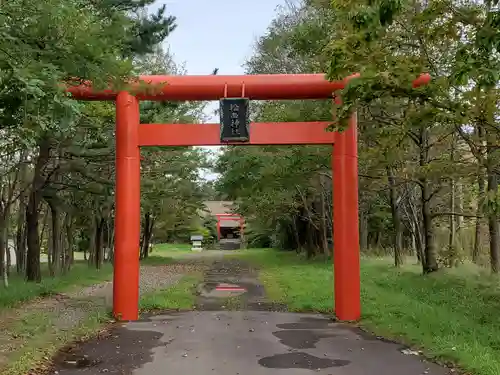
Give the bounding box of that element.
[48,256,454,375]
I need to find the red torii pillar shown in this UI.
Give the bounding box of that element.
[67,72,431,322]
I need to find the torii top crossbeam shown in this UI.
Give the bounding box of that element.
[67,73,431,101]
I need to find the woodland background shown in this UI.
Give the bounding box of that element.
[0,0,499,290]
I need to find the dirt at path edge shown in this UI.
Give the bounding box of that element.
[0,262,205,375]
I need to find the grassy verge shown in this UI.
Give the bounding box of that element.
[0,254,183,375]
[229,248,500,375]
[3,304,111,375]
[0,261,114,309]
[141,255,176,266]
[1,255,179,374]
[140,273,203,312]
[1,255,176,310]
[152,243,192,255]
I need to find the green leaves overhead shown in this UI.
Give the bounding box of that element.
[216,0,500,270]
[0,0,212,278]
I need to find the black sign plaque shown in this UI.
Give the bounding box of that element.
[220,98,250,142]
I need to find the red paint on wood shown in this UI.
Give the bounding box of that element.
[138,122,335,147]
[66,72,430,322]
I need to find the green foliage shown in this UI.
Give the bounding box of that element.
[0,0,210,283]
[244,222,273,249]
[215,0,500,272]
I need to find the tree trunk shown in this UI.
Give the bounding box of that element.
[40,207,49,251]
[47,200,62,275]
[473,169,485,263]
[25,137,51,282]
[485,122,500,273]
[107,218,115,263]
[411,224,420,261]
[387,167,403,267]
[61,213,70,272]
[94,217,105,270]
[61,214,67,274]
[43,206,54,275]
[65,214,75,272]
[305,222,316,259]
[456,180,464,242]
[16,203,27,274]
[147,217,155,258]
[487,171,500,273]
[413,219,424,264]
[291,219,301,253]
[1,238,8,288]
[319,190,329,255]
[473,122,486,263]
[88,221,96,266]
[419,127,438,273]
[6,238,11,278]
[0,211,7,287]
[448,178,456,266]
[359,209,369,251]
[16,153,29,275]
[375,231,382,248]
[404,186,425,264]
[448,137,457,266]
[104,218,112,261]
[3,197,12,282]
[25,199,42,282]
[421,181,438,272]
[140,212,154,260]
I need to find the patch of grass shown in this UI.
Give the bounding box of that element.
[153,243,192,253]
[139,273,202,312]
[147,243,193,260]
[11,311,54,339]
[1,256,177,309]
[0,261,114,310]
[231,248,500,375]
[141,255,175,266]
[2,305,111,375]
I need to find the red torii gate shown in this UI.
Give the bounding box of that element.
[215,213,244,241]
[68,73,431,322]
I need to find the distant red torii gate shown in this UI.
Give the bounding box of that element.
[215,213,244,241]
[68,73,431,322]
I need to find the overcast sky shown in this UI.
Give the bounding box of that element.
[149,0,287,180]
